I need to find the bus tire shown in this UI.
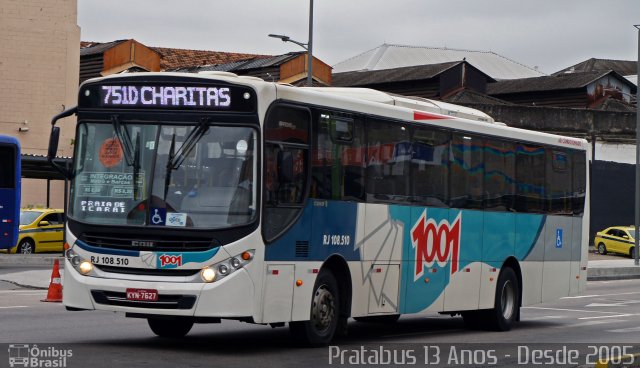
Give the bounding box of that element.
[487,267,519,331]
[289,269,339,347]
[18,239,35,254]
[147,318,193,338]
[354,314,400,324]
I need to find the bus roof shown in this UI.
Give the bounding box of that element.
[81,72,588,152]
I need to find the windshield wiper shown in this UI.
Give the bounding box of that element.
[167,118,210,170]
[111,115,135,166]
[133,134,141,200]
[163,133,176,201]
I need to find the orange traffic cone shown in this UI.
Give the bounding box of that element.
[42,258,63,302]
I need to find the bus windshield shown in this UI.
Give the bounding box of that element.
[70,120,257,229]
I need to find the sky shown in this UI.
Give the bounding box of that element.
[78,0,639,75]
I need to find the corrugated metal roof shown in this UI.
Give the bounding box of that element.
[332,43,545,80]
[487,70,637,95]
[553,58,637,77]
[333,61,462,86]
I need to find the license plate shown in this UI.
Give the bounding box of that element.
[126,288,158,301]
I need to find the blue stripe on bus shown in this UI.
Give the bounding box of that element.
[265,201,360,262]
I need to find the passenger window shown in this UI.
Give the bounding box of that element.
[311,112,364,201]
[484,140,515,211]
[365,119,411,203]
[450,134,484,209]
[515,144,545,213]
[546,149,572,215]
[411,127,450,207]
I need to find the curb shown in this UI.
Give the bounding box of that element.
[587,266,640,281]
[0,254,63,266]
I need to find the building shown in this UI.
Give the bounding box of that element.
[80,39,332,86]
[332,43,545,80]
[0,0,80,208]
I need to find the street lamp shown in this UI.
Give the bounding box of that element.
[268,0,314,87]
[634,24,640,266]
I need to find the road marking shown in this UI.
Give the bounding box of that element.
[606,326,640,333]
[0,306,29,309]
[524,307,623,315]
[579,314,634,320]
[562,291,640,299]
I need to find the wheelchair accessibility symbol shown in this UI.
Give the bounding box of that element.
[150,208,166,226]
[556,228,563,248]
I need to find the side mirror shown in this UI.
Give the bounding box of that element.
[38,221,50,227]
[277,150,294,183]
[48,126,60,161]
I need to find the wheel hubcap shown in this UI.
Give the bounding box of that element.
[311,285,335,333]
[21,243,32,254]
[501,280,515,320]
[599,245,605,254]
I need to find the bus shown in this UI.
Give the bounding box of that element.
[0,135,21,250]
[49,72,588,346]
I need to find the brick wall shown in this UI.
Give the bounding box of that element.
[0,0,80,208]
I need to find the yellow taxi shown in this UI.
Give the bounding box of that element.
[594,226,636,259]
[9,209,65,254]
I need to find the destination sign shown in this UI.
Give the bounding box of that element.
[79,80,256,112]
[101,85,231,108]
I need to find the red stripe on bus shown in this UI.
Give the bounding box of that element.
[413,111,448,121]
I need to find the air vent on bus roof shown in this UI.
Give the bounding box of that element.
[197,71,238,78]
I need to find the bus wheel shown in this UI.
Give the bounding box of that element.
[290,269,339,347]
[598,243,607,255]
[487,267,519,331]
[354,314,400,323]
[18,239,35,254]
[147,318,194,338]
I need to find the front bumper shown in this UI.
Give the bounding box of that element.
[63,257,256,318]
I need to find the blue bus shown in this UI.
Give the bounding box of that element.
[0,135,21,249]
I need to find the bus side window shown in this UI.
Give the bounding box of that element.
[450,134,484,209]
[311,112,364,201]
[572,151,586,215]
[484,140,515,211]
[263,105,310,242]
[515,144,545,213]
[411,127,450,207]
[546,149,572,215]
[365,118,410,203]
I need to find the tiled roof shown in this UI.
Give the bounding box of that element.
[333,43,545,80]
[150,46,270,70]
[487,70,637,95]
[553,58,638,77]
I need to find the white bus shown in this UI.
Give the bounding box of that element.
[49,72,588,346]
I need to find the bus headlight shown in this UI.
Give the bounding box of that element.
[203,250,254,283]
[65,248,94,276]
[201,267,216,283]
[79,261,93,275]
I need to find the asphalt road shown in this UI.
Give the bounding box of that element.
[1,278,639,368]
